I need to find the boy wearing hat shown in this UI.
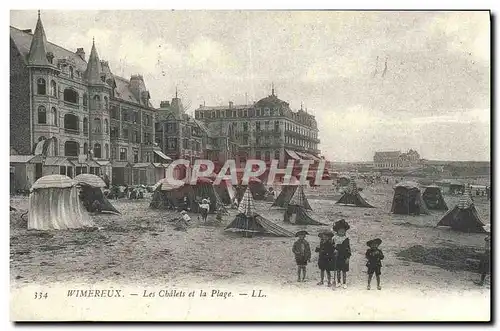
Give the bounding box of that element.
[315,231,337,287]
[366,238,384,290]
[333,219,351,289]
[292,230,311,282]
[475,224,491,286]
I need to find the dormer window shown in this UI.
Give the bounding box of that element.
[46,52,54,64]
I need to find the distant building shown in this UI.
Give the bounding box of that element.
[373,149,421,169]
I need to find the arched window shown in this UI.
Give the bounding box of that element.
[83,93,88,107]
[274,150,280,160]
[37,78,46,95]
[50,80,57,97]
[94,118,101,133]
[69,66,74,79]
[63,88,79,104]
[104,119,109,134]
[104,143,109,159]
[52,137,58,156]
[83,142,88,155]
[51,107,57,126]
[63,114,79,131]
[83,117,88,134]
[64,141,80,157]
[37,106,46,124]
[104,96,108,109]
[94,143,102,158]
[93,95,101,101]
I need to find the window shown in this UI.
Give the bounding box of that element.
[83,93,88,107]
[104,96,108,109]
[274,120,280,132]
[50,80,57,97]
[133,112,138,123]
[111,146,117,160]
[133,149,139,163]
[119,148,127,161]
[265,151,271,161]
[211,111,215,118]
[64,114,79,131]
[122,111,129,122]
[243,123,248,132]
[93,94,100,101]
[83,117,88,134]
[168,138,177,149]
[94,118,101,133]
[232,110,236,118]
[63,88,79,104]
[37,106,46,124]
[69,66,74,79]
[64,141,79,157]
[255,151,261,160]
[243,136,248,145]
[52,137,58,156]
[84,142,88,155]
[37,78,46,95]
[122,128,129,139]
[104,144,109,159]
[104,119,109,134]
[133,130,139,143]
[52,107,57,126]
[145,152,151,162]
[111,107,118,119]
[94,143,101,158]
[244,110,248,117]
[256,122,261,131]
[183,139,187,149]
[274,150,280,160]
[217,110,221,118]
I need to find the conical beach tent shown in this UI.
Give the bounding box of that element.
[271,176,300,208]
[390,181,429,215]
[28,175,95,230]
[336,178,375,208]
[422,185,448,211]
[437,188,485,233]
[225,187,293,237]
[75,174,120,215]
[213,178,236,205]
[284,186,325,225]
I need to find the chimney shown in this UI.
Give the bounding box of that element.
[76,48,85,61]
[229,101,234,109]
[22,29,32,34]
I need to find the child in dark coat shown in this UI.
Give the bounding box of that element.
[333,219,351,289]
[315,231,337,287]
[292,230,311,282]
[475,225,491,286]
[366,238,384,290]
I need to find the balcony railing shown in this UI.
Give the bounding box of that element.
[63,101,80,109]
[64,128,80,135]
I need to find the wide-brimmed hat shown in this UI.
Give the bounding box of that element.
[295,230,309,237]
[367,238,382,247]
[202,199,208,203]
[318,231,334,238]
[333,219,350,231]
[483,224,491,233]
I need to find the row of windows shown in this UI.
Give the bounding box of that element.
[254,150,281,160]
[36,137,109,159]
[285,136,316,149]
[110,127,153,144]
[37,106,109,134]
[110,107,152,126]
[36,78,108,108]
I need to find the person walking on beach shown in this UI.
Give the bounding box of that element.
[366,238,384,290]
[292,230,311,282]
[199,198,210,223]
[315,231,337,287]
[475,224,491,286]
[333,219,351,289]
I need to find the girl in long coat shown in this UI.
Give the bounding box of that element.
[315,231,337,287]
[333,219,351,289]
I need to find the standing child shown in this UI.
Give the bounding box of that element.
[475,224,491,286]
[333,219,351,289]
[199,198,210,223]
[366,238,384,290]
[292,230,311,282]
[315,231,337,287]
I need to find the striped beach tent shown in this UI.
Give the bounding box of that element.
[284,185,325,225]
[437,187,485,233]
[336,178,375,208]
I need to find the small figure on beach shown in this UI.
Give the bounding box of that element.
[366,238,384,290]
[174,210,191,231]
[333,219,351,289]
[199,198,210,223]
[315,231,337,287]
[292,230,311,282]
[475,224,490,286]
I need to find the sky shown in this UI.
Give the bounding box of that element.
[10,10,491,162]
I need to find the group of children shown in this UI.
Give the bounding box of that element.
[292,219,384,290]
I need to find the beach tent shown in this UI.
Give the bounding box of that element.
[188,177,225,213]
[390,181,430,215]
[225,187,293,237]
[28,175,95,230]
[213,178,236,205]
[437,188,485,233]
[236,177,267,201]
[271,176,303,209]
[75,174,120,215]
[422,185,448,211]
[448,181,465,195]
[336,178,375,208]
[284,186,325,225]
[150,179,191,210]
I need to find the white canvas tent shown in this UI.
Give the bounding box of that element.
[28,175,95,230]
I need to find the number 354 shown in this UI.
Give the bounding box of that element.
[34,292,48,299]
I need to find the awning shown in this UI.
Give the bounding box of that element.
[295,151,310,160]
[44,157,75,167]
[154,150,171,161]
[111,161,131,168]
[285,149,302,160]
[133,163,153,168]
[86,160,101,167]
[96,160,111,166]
[10,154,42,164]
